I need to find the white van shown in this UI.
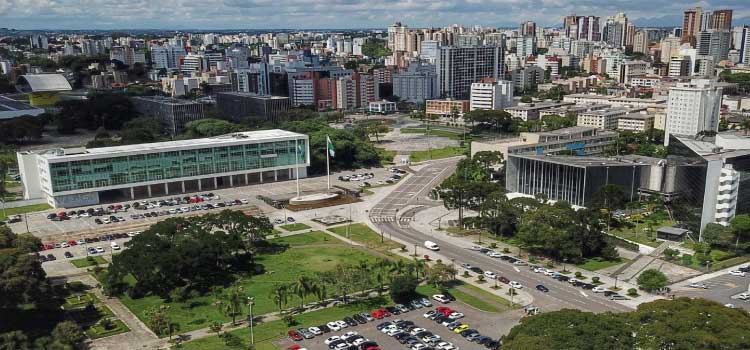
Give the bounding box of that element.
[424,241,440,251]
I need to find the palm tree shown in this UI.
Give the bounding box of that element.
[389,260,407,276]
[270,283,288,314]
[294,276,314,309]
[218,284,246,325]
[313,282,327,305]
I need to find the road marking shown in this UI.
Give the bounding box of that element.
[579,291,588,298]
[513,267,520,273]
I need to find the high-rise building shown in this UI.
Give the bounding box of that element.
[697,29,732,63]
[150,45,187,70]
[738,26,750,64]
[420,40,439,62]
[564,15,601,41]
[668,56,692,77]
[470,79,513,111]
[516,36,536,58]
[110,46,146,66]
[520,21,536,37]
[633,31,649,54]
[664,79,722,145]
[435,45,505,100]
[682,7,703,45]
[388,22,408,52]
[392,63,438,103]
[710,9,733,30]
[30,34,48,49]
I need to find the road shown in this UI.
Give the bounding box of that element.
[674,272,750,310]
[369,159,633,313]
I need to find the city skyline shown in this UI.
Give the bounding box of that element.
[1,0,750,30]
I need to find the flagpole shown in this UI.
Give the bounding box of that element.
[295,139,300,198]
[326,136,331,193]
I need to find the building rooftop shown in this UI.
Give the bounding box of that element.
[506,102,573,111]
[510,153,665,167]
[17,74,72,92]
[132,96,202,105]
[216,92,289,100]
[0,96,40,112]
[29,129,306,161]
[619,113,653,120]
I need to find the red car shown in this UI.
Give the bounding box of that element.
[437,307,453,317]
[499,276,510,284]
[287,330,303,341]
[370,310,384,319]
[378,308,391,317]
[43,243,54,250]
[67,240,77,246]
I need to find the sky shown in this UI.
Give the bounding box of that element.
[0,0,749,30]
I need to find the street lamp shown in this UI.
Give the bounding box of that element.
[247,297,255,344]
[562,258,568,273]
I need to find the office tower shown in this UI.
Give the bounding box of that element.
[739,26,750,64]
[151,45,187,70]
[225,45,250,69]
[563,15,601,41]
[470,79,513,111]
[30,34,48,49]
[697,29,732,63]
[110,46,145,66]
[516,36,536,58]
[683,7,703,45]
[420,40,439,62]
[711,9,733,30]
[660,36,682,63]
[435,45,505,99]
[668,56,691,77]
[392,62,438,103]
[520,21,536,37]
[664,79,722,145]
[456,35,481,47]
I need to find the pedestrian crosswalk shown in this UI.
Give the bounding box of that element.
[370,216,413,223]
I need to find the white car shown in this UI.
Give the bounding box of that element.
[110,242,121,250]
[513,260,528,266]
[592,286,606,293]
[738,293,750,300]
[533,267,547,273]
[468,245,482,251]
[688,282,709,289]
[240,198,249,204]
[411,344,428,350]
[448,312,464,320]
[484,271,497,280]
[76,239,86,245]
[342,331,358,338]
[509,281,523,289]
[387,328,403,336]
[725,303,736,308]
[544,270,557,276]
[436,341,457,350]
[381,325,397,334]
[326,322,341,332]
[95,246,105,253]
[336,320,348,329]
[60,242,69,248]
[324,336,341,345]
[409,327,426,336]
[308,326,322,335]
[487,251,503,258]
[433,294,450,303]
[352,338,368,346]
[729,270,746,277]
[335,343,349,350]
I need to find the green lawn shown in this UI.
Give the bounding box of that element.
[85,319,130,339]
[0,203,52,221]
[279,223,311,232]
[609,217,676,248]
[181,297,393,350]
[576,257,629,271]
[118,233,382,333]
[328,223,405,253]
[410,146,467,163]
[71,256,108,268]
[400,128,474,142]
[376,147,397,165]
[62,293,100,310]
[417,281,512,312]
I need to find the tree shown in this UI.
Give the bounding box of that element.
[0,331,29,350]
[270,283,289,314]
[425,261,457,288]
[218,284,246,325]
[209,320,223,338]
[145,305,174,338]
[730,214,750,248]
[389,275,418,303]
[183,118,244,138]
[662,248,679,261]
[520,96,532,103]
[293,275,315,309]
[51,321,84,348]
[636,269,668,292]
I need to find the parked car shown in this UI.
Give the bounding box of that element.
[535,284,549,292]
[287,330,303,341]
[432,294,450,303]
[64,251,73,259]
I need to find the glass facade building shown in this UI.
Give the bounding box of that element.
[18,130,309,208]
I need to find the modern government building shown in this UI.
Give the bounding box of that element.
[18,129,309,208]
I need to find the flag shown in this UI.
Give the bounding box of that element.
[326,136,335,157]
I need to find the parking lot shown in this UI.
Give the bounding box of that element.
[676,268,750,310]
[7,167,397,240]
[277,296,524,350]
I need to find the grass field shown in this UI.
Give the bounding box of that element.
[181,296,393,350]
[118,231,383,333]
[71,256,108,268]
[279,223,311,232]
[410,146,467,163]
[62,293,100,310]
[576,257,629,271]
[85,319,130,339]
[376,147,397,165]
[609,216,675,248]
[0,203,51,221]
[416,281,512,312]
[328,223,405,253]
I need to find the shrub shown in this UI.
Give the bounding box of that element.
[490,243,497,249]
[627,288,638,296]
[503,248,510,254]
[575,271,583,279]
[592,277,600,284]
[463,271,470,278]
[681,254,693,266]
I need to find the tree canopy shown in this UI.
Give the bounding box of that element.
[182,118,245,138]
[502,298,750,350]
[636,269,668,291]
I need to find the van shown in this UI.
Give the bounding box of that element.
[424,241,440,251]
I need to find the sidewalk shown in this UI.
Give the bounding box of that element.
[409,206,663,309]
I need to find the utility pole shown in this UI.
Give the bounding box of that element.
[247,297,255,344]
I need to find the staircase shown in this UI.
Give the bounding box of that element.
[614,241,672,282]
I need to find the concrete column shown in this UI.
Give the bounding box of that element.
[198,179,202,191]
[147,185,152,197]
[130,187,135,200]
[245,173,249,185]
[289,168,293,178]
[213,177,218,188]
[260,172,264,183]
[229,176,233,187]
[274,170,278,181]
[181,181,185,193]
[165,183,169,195]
